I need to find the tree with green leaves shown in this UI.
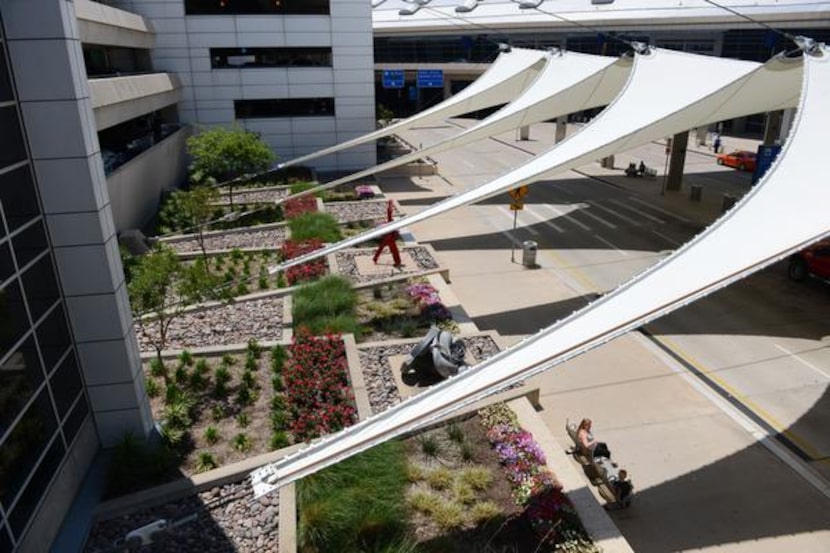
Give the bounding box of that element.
[129,246,226,364]
[186,125,276,207]
[179,185,218,260]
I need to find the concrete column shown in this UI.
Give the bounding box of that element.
[518,125,530,141]
[443,77,452,100]
[555,117,567,143]
[695,126,708,146]
[763,110,783,145]
[3,0,153,448]
[665,130,689,192]
[779,108,796,144]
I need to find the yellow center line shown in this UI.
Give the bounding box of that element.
[653,334,825,462]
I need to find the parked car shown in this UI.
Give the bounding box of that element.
[788,241,830,282]
[716,150,757,172]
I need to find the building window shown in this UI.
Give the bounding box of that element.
[234,98,335,118]
[185,0,329,15]
[210,47,332,69]
[0,107,27,167]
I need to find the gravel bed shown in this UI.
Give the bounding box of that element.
[358,335,501,414]
[163,227,287,254]
[334,246,440,285]
[84,480,279,553]
[324,200,391,224]
[136,297,284,352]
[218,188,289,204]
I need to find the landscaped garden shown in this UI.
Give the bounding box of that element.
[89,126,602,553]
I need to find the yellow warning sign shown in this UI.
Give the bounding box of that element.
[508,186,529,201]
[509,201,524,211]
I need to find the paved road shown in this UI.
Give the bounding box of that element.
[386,119,830,551]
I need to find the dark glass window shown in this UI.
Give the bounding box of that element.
[0,165,41,233]
[0,106,26,167]
[0,337,43,437]
[211,47,332,68]
[0,389,58,511]
[35,303,71,373]
[0,43,12,103]
[0,520,11,553]
[7,437,64,539]
[235,98,334,119]
[49,354,81,420]
[62,394,88,446]
[10,219,47,270]
[185,0,329,15]
[0,279,30,357]
[20,253,59,323]
[0,242,13,283]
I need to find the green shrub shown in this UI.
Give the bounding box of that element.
[289,181,318,196]
[271,394,287,412]
[418,435,440,458]
[272,374,285,392]
[195,358,209,374]
[196,451,217,473]
[174,365,188,384]
[270,345,287,373]
[236,385,253,406]
[405,463,425,483]
[149,358,166,378]
[146,379,159,398]
[453,482,476,505]
[165,382,182,404]
[230,248,245,262]
[188,370,206,390]
[288,212,343,243]
[446,423,465,444]
[432,502,464,530]
[407,489,441,514]
[292,276,358,335]
[458,466,493,492]
[211,404,226,421]
[247,339,262,358]
[179,349,194,367]
[470,501,502,523]
[237,412,250,428]
[426,467,453,491]
[241,369,257,389]
[245,353,258,372]
[478,403,519,429]
[204,426,219,445]
[270,431,291,450]
[258,276,269,290]
[233,433,251,452]
[221,353,236,366]
[460,441,475,463]
[270,409,289,432]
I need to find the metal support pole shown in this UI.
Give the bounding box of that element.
[511,210,518,263]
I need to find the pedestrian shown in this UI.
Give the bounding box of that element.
[576,418,611,460]
[605,468,634,509]
[713,134,722,154]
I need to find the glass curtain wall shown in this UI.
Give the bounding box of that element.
[0,13,89,551]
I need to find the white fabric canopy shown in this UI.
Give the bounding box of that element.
[268,48,802,276]
[277,47,547,168]
[276,50,631,202]
[252,45,827,495]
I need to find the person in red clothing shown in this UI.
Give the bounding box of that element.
[373,200,402,266]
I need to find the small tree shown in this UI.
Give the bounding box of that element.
[186,125,275,208]
[179,185,218,260]
[129,245,183,365]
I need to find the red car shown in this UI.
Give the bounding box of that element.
[788,241,830,282]
[716,150,757,172]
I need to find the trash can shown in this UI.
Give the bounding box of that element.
[690,184,703,202]
[522,240,538,267]
[600,155,615,169]
[722,193,737,212]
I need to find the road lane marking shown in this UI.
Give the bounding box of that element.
[637,332,830,499]
[653,334,825,462]
[524,206,566,232]
[652,230,681,246]
[542,204,592,231]
[498,207,540,235]
[608,198,665,223]
[574,203,617,229]
[587,201,640,225]
[593,234,629,257]
[774,344,830,380]
[629,197,694,223]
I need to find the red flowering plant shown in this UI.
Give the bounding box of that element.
[281,239,328,285]
[283,330,357,441]
[283,195,318,219]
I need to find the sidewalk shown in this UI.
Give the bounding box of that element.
[379,120,830,552]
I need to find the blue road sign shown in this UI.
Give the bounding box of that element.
[417,69,444,88]
[381,69,405,89]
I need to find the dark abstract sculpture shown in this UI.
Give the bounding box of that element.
[402,326,467,381]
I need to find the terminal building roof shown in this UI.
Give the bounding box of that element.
[372,0,830,34]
